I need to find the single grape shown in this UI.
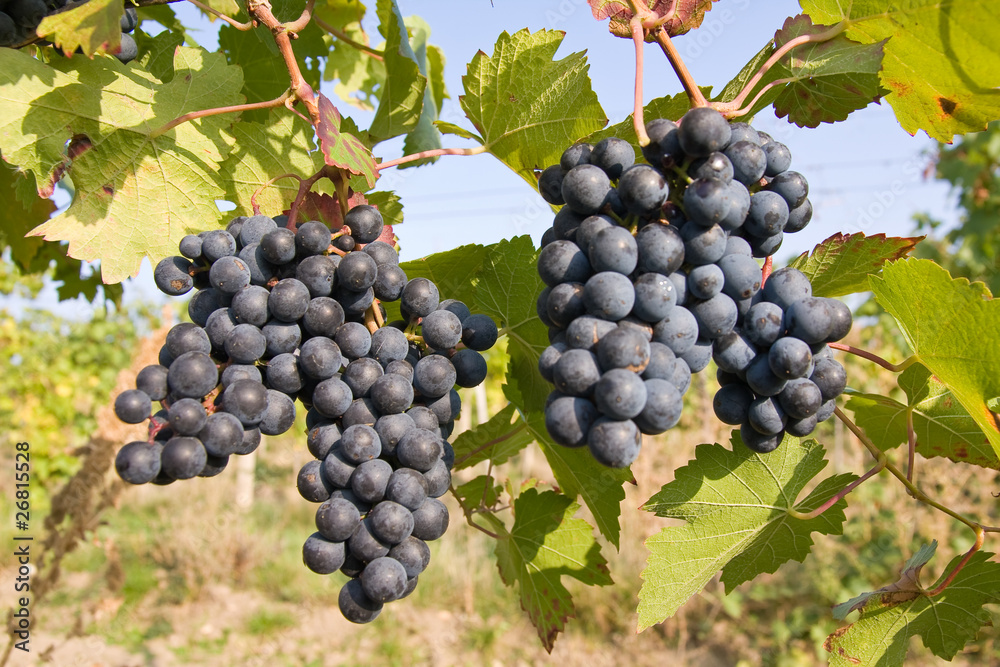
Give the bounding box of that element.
[153,256,193,296]
[389,536,431,578]
[385,468,429,511]
[810,358,847,402]
[410,498,449,541]
[225,323,267,364]
[587,417,641,468]
[230,285,270,327]
[335,322,373,359]
[634,378,682,434]
[561,164,611,215]
[361,556,408,603]
[678,107,732,157]
[114,388,151,424]
[719,253,762,301]
[368,501,414,545]
[259,228,297,265]
[618,164,668,217]
[713,384,754,425]
[421,309,463,350]
[564,315,617,351]
[779,378,823,419]
[740,422,783,454]
[136,364,169,401]
[680,222,727,265]
[785,199,813,234]
[167,351,218,399]
[312,377,354,419]
[784,297,834,344]
[684,178,731,226]
[724,140,767,186]
[545,395,598,447]
[400,278,440,319]
[537,240,591,287]
[762,141,792,176]
[259,390,296,435]
[690,293,738,339]
[552,349,601,396]
[687,263,725,301]
[746,354,787,397]
[296,255,337,297]
[115,441,162,484]
[743,301,785,347]
[744,191,789,238]
[345,205,384,244]
[299,337,343,380]
[265,353,304,395]
[199,411,245,457]
[748,397,787,436]
[583,271,635,321]
[303,532,346,575]
[351,459,395,504]
[178,234,202,260]
[160,436,208,479]
[168,397,208,436]
[588,225,638,275]
[560,143,593,171]
[595,326,650,373]
[712,331,758,374]
[395,429,443,472]
[261,321,301,357]
[370,373,414,415]
[338,578,383,625]
[462,314,499,351]
[538,165,566,205]
[295,221,332,256]
[202,230,237,262]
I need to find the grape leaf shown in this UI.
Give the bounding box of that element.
[0,45,242,283]
[832,542,938,620]
[638,434,855,630]
[493,488,613,652]
[136,27,185,82]
[368,0,426,142]
[222,110,326,218]
[847,363,1000,470]
[322,9,381,111]
[453,474,503,511]
[771,14,886,127]
[525,411,632,550]
[473,236,550,413]
[588,0,718,39]
[799,0,1000,142]
[434,121,482,142]
[787,232,923,297]
[451,403,533,470]
[0,163,54,271]
[397,16,444,166]
[461,29,607,187]
[870,259,1000,460]
[316,93,379,188]
[825,545,1000,665]
[37,0,122,57]
[400,242,488,308]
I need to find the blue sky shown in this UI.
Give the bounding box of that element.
[6,0,959,318]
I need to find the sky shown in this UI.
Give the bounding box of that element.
[5,0,959,319]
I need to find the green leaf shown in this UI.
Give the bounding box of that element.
[400,242,488,308]
[398,16,444,167]
[787,232,923,297]
[847,364,1000,469]
[434,120,482,142]
[461,29,607,187]
[799,0,1000,142]
[472,236,550,413]
[0,163,55,271]
[368,0,426,142]
[37,0,122,57]
[637,434,855,630]
[316,93,379,188]
[222,110,326,218]
[494,488,613,652]
[870,259,1000,460]
[771,14,886,127]
[2,46,242,283]
[528,412,632,550]
[588,0,719,39]
[135,27,185,82]
[825,546,1000,664]
[451,403,533,470]
[323,12,380,111]
[453,474,503,511]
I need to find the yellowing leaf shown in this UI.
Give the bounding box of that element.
[37,0,122,57]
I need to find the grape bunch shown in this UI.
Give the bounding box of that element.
[112,205,499,623]
[535,106,850,467]
[0,0,138,64]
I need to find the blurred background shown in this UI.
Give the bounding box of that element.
[4,0,1000,665]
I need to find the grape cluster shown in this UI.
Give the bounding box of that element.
[0,0,138,64]
[536,107,849,467]
[113,205,499,623]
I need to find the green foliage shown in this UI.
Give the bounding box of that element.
[490,488,614,651]
[37,0,123,57]
[870,259,1000,459]
[638,435,855,630]
[800,0,1000,141]
[461,29,607,187]
[826,543,1000,665]
[368,0,426,142]
[787,232,922,297]
[848,364,1000,469]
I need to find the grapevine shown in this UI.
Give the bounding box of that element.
[3,0,1000,664]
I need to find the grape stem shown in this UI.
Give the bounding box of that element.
[787,456,886,521]
[834,405,992,594]
[651,27,708,109]
[827,343,917,373]
[314,17,385,61]
[723,78,795,120]
[716,22,847,115]
[286,165,332,230]
[377,146,487,171]
[629,16,650,146]
[450,485,501,540]
[186,0,253,30]
[906,407,917,488]
[761,256,773,285]
[150,91,291,139]
[250,173,302,216]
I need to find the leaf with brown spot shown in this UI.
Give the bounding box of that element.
[787,232,922,297]
[588,0,719,39]
[826,543,1000,665]
[847,364,1000,470]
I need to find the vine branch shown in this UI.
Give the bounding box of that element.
[629,15,649,146]
[787,457,886,521]
[150,91,290,139]
[314,17,385,60]
[827,343,917,373]
[186,0,252,30]
[376,146,487,171]
[651,27,708,108]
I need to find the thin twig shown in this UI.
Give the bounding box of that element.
[449,485,501,540]
[629,16,650,146]
[249,0,320,126]
[828,343,917,373]
[925,527,985,597]
[286,166,330,229]
[651,27,708,108]
[787,458,886,521]
[761,256,773,284]
[314,17,384,60]
[717,22,847,113]
[283,0,314,34]
[150,91,290,138]
[377,146,487,171]
[722,78,794,119]
[186,0,252,29]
